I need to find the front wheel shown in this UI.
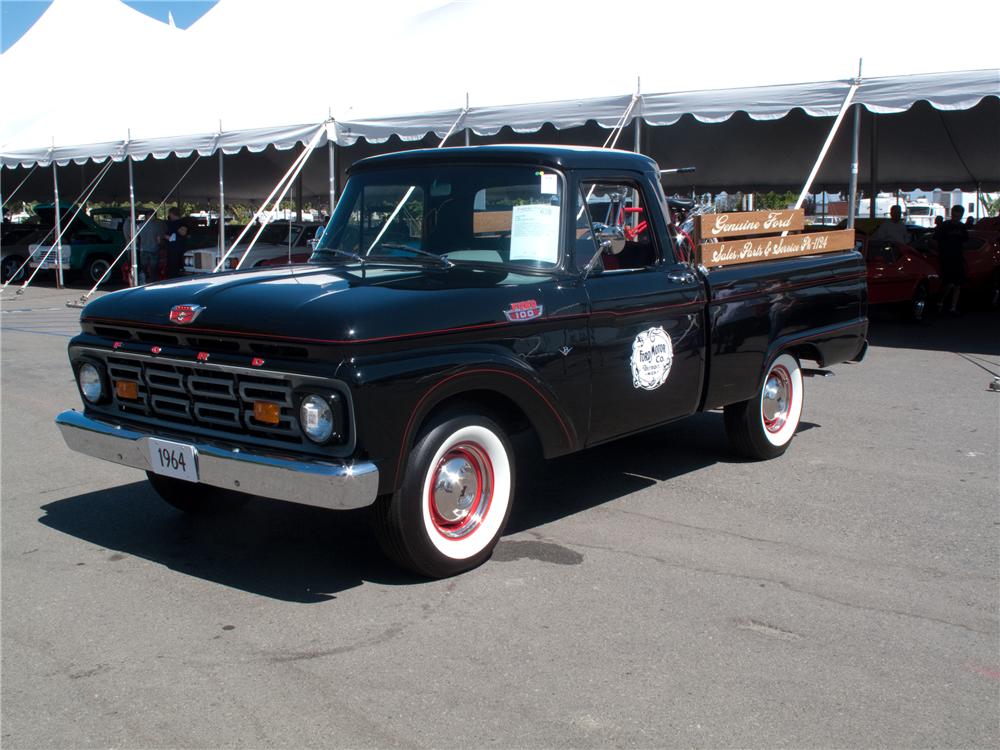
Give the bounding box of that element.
[724,353,804,460]
[85,256,112,285]
[1,255,26,282]
[372,413,514,578]
[146,472,251,514]
[908,282,929,322]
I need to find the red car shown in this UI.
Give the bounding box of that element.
[854,229,941,321]
[909,225,1000,307]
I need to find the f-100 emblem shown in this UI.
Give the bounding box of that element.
[504,299,543,322]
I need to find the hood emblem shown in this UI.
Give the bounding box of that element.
[169,304,205,325]
[504,299,543,322]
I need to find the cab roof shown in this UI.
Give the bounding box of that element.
[351,144,660,174]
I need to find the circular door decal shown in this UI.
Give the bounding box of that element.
[630,326,673,390]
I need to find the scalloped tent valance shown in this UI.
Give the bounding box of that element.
[3,70,997,170]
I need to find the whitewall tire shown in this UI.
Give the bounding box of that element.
[725,352,804,460]
[373,413,514,578]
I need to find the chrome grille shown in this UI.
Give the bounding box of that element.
[106,355,301,443]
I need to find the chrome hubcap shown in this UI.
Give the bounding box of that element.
[762,365,792,433]
[429,443,493,539]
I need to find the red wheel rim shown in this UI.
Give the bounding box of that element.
[761,364,792,433]
[427,442,494,539]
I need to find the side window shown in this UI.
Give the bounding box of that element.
[574,187,598,272]
[581,181,659,272]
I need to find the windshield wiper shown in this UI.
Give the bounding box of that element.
[314,247,364,263]
[370,243,454,268]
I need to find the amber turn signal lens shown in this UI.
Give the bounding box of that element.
[253,401,281,425]
[115,380,139,400]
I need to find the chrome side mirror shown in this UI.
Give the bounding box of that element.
[593,223,626,256]
[583,223,627,277]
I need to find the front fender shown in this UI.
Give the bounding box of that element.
[343,347,581,493]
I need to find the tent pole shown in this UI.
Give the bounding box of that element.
[52,161,64,289]
[128,155,138,287]
[231,124,327,271]
[296,172,303,222]
[634,116,641,154]
[869,113,878,219]
[76,156,202,304]
[328,140,336,215]
[791,80,859,212]
[847,104,861,229]
[464,92,471,146]
[218,149,225,262]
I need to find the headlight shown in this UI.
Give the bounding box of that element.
[78,362,104,403]
[299,394,334,443]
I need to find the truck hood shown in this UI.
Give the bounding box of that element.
[81,263,564,344]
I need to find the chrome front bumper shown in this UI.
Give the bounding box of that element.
[55,410,379,510]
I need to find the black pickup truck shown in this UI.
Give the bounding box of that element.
[57,145,868,577]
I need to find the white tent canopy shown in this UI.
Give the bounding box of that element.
[1,0,997,191]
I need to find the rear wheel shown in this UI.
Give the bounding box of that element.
[724,353,804,460]
[372,413,514,578]
[146,472,251,514]
[988,272,1000,309]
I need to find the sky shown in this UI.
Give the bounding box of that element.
[1,0,218,52]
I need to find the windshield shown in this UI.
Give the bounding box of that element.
[314,164,564,270]
[908,206,931,216]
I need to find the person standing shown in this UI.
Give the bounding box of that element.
[871,204,911,244]
[136,211,166,284]
[164,207,189,279]
[934,205,969,314]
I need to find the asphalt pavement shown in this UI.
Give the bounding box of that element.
[2,283,998,749]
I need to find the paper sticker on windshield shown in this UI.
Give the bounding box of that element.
[539,172,558,195]
[630,326,673,390]
[510,204,559,263]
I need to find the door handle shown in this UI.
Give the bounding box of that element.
[667,269,696,285]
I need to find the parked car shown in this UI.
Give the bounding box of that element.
[853,228,940,320]
[908,225,1000,306]
[26,204,128,284]
[2,221,43,282]
[183,222,323,274]
[55,145,867,578]
[258,252,310,268]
